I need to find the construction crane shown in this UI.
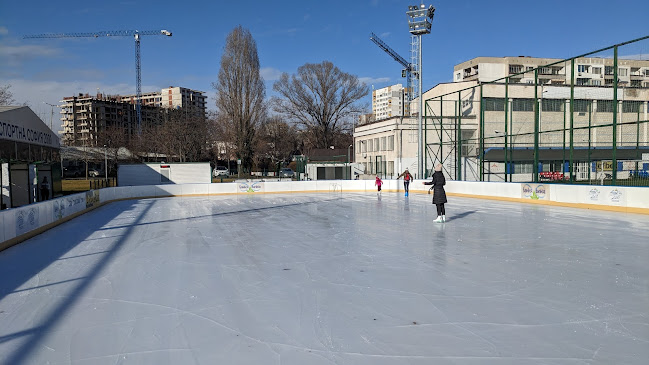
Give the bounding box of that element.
[369,32,414,103]
[24,30,172,132]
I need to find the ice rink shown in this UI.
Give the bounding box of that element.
[0,192,648,364]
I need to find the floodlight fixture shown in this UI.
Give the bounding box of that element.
[407,4,435,35]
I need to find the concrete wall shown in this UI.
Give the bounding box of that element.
[2,180,647,250]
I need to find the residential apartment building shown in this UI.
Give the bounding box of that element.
[120,86,207,112]
[373,84,407,120]
[454,56,649,88]
[60,87,207,146]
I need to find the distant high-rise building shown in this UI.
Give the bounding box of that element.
[372,84,407,121]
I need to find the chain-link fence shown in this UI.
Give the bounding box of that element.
[424,35,649,186]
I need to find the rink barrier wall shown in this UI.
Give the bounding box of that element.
[2,180,648,251]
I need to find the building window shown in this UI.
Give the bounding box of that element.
[622,101,642,113]
[512,99,534,112]
[388,161,394,175]
[456,73,461,80]
[577,65,587,72]
[381,137,387,151]
[576,78,590,85]
[388,136,394,151]
[592,67,601,75]
[374,138,379,152]
[514,163,533,174]
[509,65,523,74]
[542,99,563,112]
[484,98,505,111]
[573,100,591,113]
[605,66,614,75]
[618,68,628,77]
[597,100,614,113]
[368,139,373,152]
[591,79,602,86]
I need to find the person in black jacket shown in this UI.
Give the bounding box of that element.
[423,164,447,222]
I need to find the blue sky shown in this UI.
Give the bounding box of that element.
[1,0,648,127]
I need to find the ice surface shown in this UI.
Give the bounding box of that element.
[0,192,648,364]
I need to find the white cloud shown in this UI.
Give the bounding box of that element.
[260,67,283,81]
[380,32,391,38]
[0,26,8,36]
[0,44,61,65]
[358,76,391,85]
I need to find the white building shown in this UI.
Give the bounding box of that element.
[120,86,207,112]
[372,84,407,120]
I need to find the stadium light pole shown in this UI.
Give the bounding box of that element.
[104,144,108,181]
[347,144,353,179]
[407,4,435,179]
[43,102,57,131]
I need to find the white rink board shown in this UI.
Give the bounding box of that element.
[2,180,648,246]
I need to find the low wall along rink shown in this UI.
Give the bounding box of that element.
[1,180,648,251]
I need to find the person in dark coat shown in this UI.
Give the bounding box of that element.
[40,176,50,201]
[423,164,447,222]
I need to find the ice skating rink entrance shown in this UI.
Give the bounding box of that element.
[1,193,647,364]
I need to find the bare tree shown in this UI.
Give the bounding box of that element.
[213,26,266,172]
[272,61,368,150]
[208,111,236,164]
[0,84,16,105]
[97,125,129,175]
[256,116,299,171]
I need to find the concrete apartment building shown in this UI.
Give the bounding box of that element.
[454,56,649,87]
[60,87,207,146]
[354,56,649,180]
[119,87,207,111]
[372,84,408,120]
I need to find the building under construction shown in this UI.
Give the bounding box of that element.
[60,86,207,147]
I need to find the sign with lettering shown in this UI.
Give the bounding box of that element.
[238,182,263,193]
[522,183,549,200]
[596,161,613,171]
[0,107,60,148]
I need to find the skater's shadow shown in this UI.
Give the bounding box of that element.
[447,210,476,221]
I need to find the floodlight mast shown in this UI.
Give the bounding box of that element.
[407,4,435,179]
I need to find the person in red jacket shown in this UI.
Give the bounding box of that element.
[397,168,413,196]
[375,175,383,196]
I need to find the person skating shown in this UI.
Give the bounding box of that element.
[423,164,447,222]
[375,175,383,196]
[396,168,413,196]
